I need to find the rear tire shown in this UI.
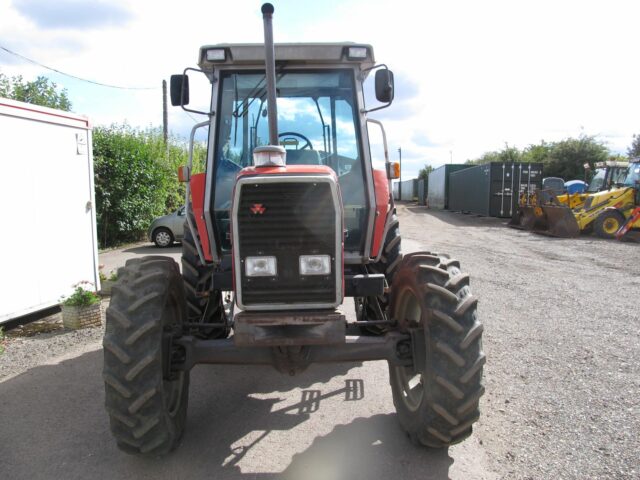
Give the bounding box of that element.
[103,256,189,456]
[388,253,485,447]
[594,210,625,239]
[356,213,402,330]
[181,218,229,339]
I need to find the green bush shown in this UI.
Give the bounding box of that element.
[93,125,207,248]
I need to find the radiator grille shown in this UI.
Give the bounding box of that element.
[236,180,339,307]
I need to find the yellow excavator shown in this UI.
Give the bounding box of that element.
[538,160,639,238]
[510,161,630,233]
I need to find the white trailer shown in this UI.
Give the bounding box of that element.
[0,97,100,323]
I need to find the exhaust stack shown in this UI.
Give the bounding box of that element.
[253,3,286,167]
[262,3,279,145]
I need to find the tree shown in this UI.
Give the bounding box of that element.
[418,164,433,179]
[628,134,640,158]
[0,73,71,111]
[542,135,608,179]
[468,144,522,165]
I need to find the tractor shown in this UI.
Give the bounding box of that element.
[102,4,484,456]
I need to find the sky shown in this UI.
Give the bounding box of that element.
[1,0,639,179]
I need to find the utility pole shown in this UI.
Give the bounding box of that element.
[162,79,168,145]
[398,147,402,200]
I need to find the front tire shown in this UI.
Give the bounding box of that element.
[103,256,189,456]
[388,253,485,447]
[594,210,625,239]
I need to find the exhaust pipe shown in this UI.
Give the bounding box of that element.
[253,3,286,167]
[262,3,278,145]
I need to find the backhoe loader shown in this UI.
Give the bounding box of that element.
[536,160,639,238]
[510,161,629,233]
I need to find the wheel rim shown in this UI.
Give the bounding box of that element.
[156,231,172,247]
[393,286,425,412]
[603,217,619,234]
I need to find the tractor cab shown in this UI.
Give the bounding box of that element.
[171,43,396,265]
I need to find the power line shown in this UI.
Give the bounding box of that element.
[0,45,159,90]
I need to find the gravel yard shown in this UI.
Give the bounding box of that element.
[0,204,638,479]
[400,204,639,479]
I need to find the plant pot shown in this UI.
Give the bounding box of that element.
[62,303,102,330]
[100,280,116,296]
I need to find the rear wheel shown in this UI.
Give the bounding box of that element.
[594,210,625,239]
[356,213,402,329]
[388,253,485,447]
[181,217,229,339]
[103,256,189,456]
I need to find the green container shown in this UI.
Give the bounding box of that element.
[427,164,472,209]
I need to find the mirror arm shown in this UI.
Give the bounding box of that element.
[180,67,216,117]
[362,100,392,114]
[360,64,394,113]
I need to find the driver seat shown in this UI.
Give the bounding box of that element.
[285,149,321,165]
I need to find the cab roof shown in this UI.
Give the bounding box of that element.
[197,43,375,71]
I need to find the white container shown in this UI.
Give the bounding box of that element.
[0,97,100,323]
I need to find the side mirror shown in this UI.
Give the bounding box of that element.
[375,69,394,103]
[170,74,189,106]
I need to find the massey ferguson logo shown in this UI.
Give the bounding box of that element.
[250,203,266,215]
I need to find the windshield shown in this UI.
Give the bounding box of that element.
[212,69,367,252]
[587,168,606,192]
[625,163,640,186]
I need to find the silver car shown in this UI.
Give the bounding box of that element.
[148,206,186,247]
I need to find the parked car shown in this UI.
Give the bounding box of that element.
[148,206,185,247]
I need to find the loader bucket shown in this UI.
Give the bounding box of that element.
[509,206,546,231]
[534,205,580,238]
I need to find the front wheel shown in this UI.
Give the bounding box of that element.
[388,253,485,448]
[103,256,189,456]
[594,210,625,239]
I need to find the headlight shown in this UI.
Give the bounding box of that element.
[245,256,277,277]
[205,48,226,61]
[299,255,331,276]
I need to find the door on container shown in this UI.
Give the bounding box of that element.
[490,163,516,217]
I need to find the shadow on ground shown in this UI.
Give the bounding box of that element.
[0,350,454,480]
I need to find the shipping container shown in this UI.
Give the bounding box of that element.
[427,164,472,209]
[449,162,543,217]
[0,97,100,323]
[398,178,418,202]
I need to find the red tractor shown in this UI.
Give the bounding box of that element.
[103,4,484,455]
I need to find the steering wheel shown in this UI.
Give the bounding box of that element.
[279,131,313,150]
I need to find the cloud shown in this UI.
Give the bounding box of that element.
[12,0,132,30]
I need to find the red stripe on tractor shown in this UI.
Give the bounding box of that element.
[371,169,390,258]
[190,173,213,262]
